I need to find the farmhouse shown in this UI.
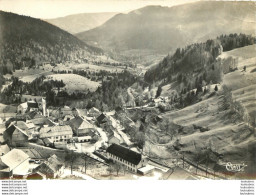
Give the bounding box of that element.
[106,143,147,172]
[39,125,73,143]
[33,154,64,179]
[0,149,30,178]
[68,116,95,136]
[4,124,29,147]
[97,113,110,126]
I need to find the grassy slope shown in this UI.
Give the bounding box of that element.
[45,74,100,93]
[147,45,256,176]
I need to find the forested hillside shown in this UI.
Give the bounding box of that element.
[0,11,102,74]
[144,34,255,92]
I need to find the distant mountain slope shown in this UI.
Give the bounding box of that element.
[144,34,255,84]
[46,12,117,34]
[77,1,256,59]
[0,11,102,73]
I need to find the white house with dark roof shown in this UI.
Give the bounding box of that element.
[106,143,147,172]
[0,149,30,178]
[17,98,47,116]
[68,116,95,136]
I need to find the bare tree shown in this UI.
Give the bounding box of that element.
[108,162,122,176]
[64,150,76,175]
[81,153,90,174]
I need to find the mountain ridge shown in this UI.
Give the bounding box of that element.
[76,1,256,62]
[45,12,117,34]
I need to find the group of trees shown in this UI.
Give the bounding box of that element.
[217,33,255,52]
[66,70,138,111]
[144,38,222,83]
[220,85,251,126]
[0,75,65,104]
[144,33,255,102]
[83,70,137,111]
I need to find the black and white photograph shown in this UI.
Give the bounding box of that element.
[0,0,255,186]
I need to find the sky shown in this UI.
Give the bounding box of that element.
[0,0,199,19]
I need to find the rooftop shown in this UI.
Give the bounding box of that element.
[27,102,39,109]
[1,149,30,171]
[106,143,142,165]
[19,148,45,159]
[34,154,63,176]
[40,125,73,138]
[68,116,94,130]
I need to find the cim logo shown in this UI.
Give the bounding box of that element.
[225,162,247,172]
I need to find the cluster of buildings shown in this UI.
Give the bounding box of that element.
[0,95,197,180]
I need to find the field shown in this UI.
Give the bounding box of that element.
[0,103,16,119]
[71,63,125,73]
[45,74,100,93]
[12,61,126,83]
[13,67,52,83]
[220,45,256,118]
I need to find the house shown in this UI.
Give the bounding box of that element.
[0,149,30,178]
[17,102,28,114]
[17,101,39,114]
[75,108,87,117]
[33,154,64,179]
[74,136,92,143]
[17,98,47,116]
[88,107,101,118]
[29,116,55,127]
[39,125,73,144]
[63,114,74,121]
[106,143,147,172]
[4,124,29,147]
[26,111,43,120]
[96,113,110,126]
[60,106,73,117]
[27,102,39,112]
[8,121,37,140]
[68,116,95,136]
[153,98,163,107]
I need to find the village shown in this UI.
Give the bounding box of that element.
[0,94,200,180]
